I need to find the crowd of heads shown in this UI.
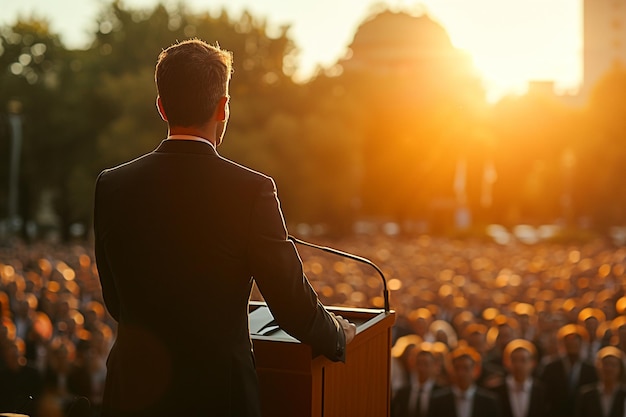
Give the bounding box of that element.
[0,240,114,417]
[1,233,626,416]
[284,233,626,416]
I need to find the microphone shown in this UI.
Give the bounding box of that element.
[288,235,390,313]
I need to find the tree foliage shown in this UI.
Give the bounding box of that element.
[1,3,626,240]
[578,64,626,229]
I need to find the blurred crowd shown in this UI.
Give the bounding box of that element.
[0,240,114,417]
[1,234,626,416]
[284,234,626,417]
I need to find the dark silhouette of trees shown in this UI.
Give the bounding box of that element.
[578,63,626,230]
[1,3,626,240]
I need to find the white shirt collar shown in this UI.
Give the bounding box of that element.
[410,375,436,392]
[167,134,216,150]
[452,384,477,399]
[422,378,436,391]
[506,375,533,392]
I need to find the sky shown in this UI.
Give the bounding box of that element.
[1,0,582,102]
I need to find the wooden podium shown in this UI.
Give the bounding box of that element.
[250,302,395,417]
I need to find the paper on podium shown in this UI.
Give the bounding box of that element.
[249,304,298,341]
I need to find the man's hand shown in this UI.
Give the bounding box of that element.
[334,315,357,344]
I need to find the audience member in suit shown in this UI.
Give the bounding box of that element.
[409,308,436,343]
[539,324,598,417]
[610,316,626,355]
[574,346,626,417]
[430,320,458,351]
[578,308,606,364]
[492,339,548,417]
[430,342,452,387]
[483,316,519,388]
[428,345,500,417]
[392,342,444,417]
[513,304,537,343]
[391,335,423,400]
[461,323,491,387]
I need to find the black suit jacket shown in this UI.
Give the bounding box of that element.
[94,139,346,417]
[427,386,500,417]
[391,381,442,417]
[539,357,598,417]
[574,384,626,417]
[491,378,548,417]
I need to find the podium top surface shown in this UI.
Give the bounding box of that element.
[249,301,394,342]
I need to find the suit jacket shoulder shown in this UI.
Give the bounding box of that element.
[491,379,547,417]
[575,384,626,417]
[473,387,500,417]
[428,387,500,417]
[428,388,455,417]
[94,139,345,416]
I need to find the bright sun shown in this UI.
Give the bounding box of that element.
[413,0,582,101]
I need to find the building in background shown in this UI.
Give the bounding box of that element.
[581,0,626,101]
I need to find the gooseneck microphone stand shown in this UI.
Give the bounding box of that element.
[288,235,391,314]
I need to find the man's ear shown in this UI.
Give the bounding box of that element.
[156,96,168,122]
[214,96,229,122]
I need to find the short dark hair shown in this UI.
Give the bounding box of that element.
[596,346,625,377]
[502,339,537,368]
[155,39,233,127]
[445,345,482,378]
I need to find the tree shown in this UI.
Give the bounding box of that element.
[0,19,76,237]
[490,88,582,227]
[579,63,626,230]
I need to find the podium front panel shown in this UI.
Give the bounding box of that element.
[251,303,394,417]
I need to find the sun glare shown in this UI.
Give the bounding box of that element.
[1,0,583,103]
[396,0,583,101]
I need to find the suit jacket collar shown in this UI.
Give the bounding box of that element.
[155,139,218,156]
[505,375,533,393]
[594,386,626,416]
[502,378,544,417]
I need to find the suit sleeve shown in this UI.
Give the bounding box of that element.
[93,171,121,322]
[247,177,346,362]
